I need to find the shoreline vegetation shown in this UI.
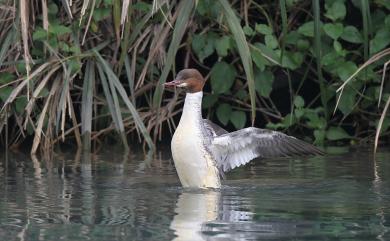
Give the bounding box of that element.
[0,0,389,154]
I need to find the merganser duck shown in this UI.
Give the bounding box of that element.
[164,69,323,189]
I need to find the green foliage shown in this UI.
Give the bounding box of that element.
[210,61,236,94]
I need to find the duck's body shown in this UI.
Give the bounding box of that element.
[171,92,220,188]
[165,69,323,189]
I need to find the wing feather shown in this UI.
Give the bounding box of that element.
[211,127,324,172]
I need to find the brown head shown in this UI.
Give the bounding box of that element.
[164,69,205,93]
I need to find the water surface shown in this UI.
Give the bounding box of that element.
[0,147,389,240]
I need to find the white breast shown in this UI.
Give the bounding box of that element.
[171,92,220,188]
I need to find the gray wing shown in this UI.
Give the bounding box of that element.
[211,127,324,172]
[203,119,228,137]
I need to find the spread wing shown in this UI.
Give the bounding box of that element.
[211,127,324,172]
[203,119,228,137]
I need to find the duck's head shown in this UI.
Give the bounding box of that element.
[164,69,205,93]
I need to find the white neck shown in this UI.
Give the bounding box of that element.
[179,91,203,126]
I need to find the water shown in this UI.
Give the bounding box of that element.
[0,147,389,241]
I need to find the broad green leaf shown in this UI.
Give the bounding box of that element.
[15,97,27,114]
[251,48,266,71]
[0,86,12,101]
[323,23,343,39]
[340,26,363,43]
[370,28,390,54]
[243,26,255,36]
[296,39,310,50]
[49,24,72,35]
[322,51,342,66]
[0,73,14,84]
[326,127,351,140]
[253,43,280,65]
[255,24,273,35]
[230,111,246,129]
[93,8,111,22]
[333,40,343,53]
[294,96,305,108]
[314,129,326,145]
[297,21,314,37]
[216,103,232,125]
[324,0,346,21]
[265,35,278,49]
[337,87,356,115]
[210,61,236,94]
[336,61,358,81]
[192,33,216,63]
[215,36,231,57]
[202,94,218,109]
[33,28,47,40]
[235,89,248,100]
[254,69,274,97]
[281,51,303,70]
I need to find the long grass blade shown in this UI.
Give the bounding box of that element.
[125,55,135,104]
[152,0,194,108]
[19,0,31,99]
[279,0,288,60]
[361,0,370,60]
[97,63,121,131]
[81,61,95,150]
[312,0,328,120]
[31,78,61,154]
[95,50,155,151]
[0,29,14,68]
[374,96,390,154]
[218,0,256,125]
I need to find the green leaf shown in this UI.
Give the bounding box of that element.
[326,127,351,140]
[323,23,343,39]
[49,24,72,35]
[254,69,274,97]
[0,86,12,102]
[296,39,310,50]
[325,0,346,21]
[215,36,231,57]
[235,89,248,100]
[333,40,343,53]
[251,48,266,71]
[322,51,342,66]
[15,97,27,114]
[337,87,356,115]
[202,94,218,109]
[265,35,278,49]
[294,95,305,108]
[210,61,236,94]
[216,103,232,125]
[230,111,246,129]
[0,73,14,85]
[192,33,215,63]
[336,61,358,81]
[340,26,363,43]
[255,24,273,35]
[93,8,111,22]
[370,28,390,55]
[243,26,255,36]
[314,129,326,145]
[297,21,314,37]
[33,28,48,40]
[281,51,303,70]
